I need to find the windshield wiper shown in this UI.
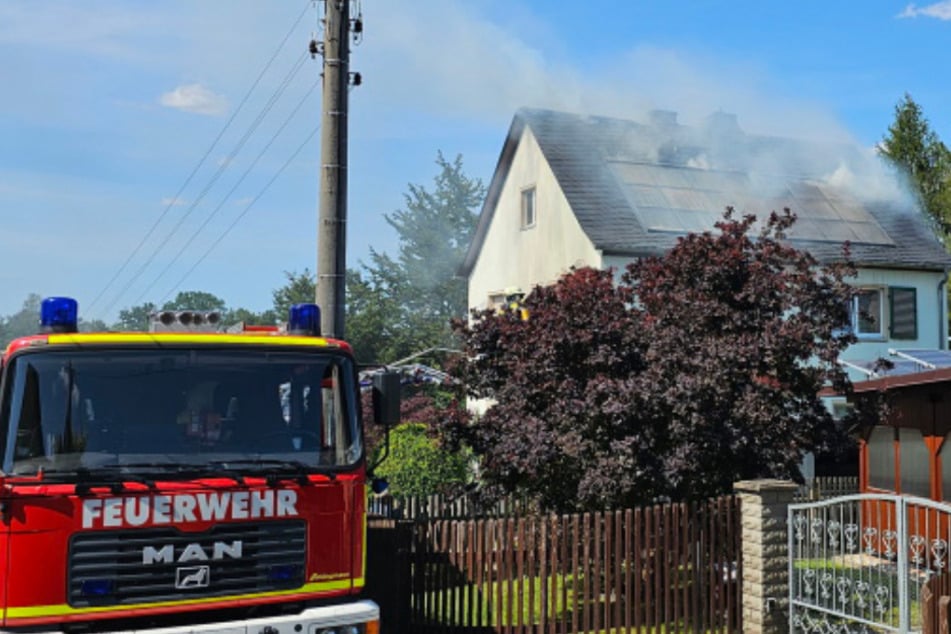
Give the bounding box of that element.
[175,465,246,486]
[209,458,323,486]
[106,462,246,486]
[68,465,246,493]
[71,467,155,496]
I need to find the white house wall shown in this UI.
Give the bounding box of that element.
[467,128,603,311]
[839,267,947,363]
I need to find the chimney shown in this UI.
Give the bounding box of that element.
[648,109,678,130]
[703,111,746,170]
[704,111,742,138]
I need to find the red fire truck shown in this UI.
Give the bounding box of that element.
[0,297,398,633]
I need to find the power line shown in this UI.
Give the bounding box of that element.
[87,0,313,317]
[160,124,322,303]
[96,50,310,321]
[134,77,321,305]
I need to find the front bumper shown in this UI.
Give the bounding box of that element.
[2,600,379,634]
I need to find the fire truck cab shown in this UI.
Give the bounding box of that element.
[0,297,396,633]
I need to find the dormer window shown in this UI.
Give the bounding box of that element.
[521,187,536,229]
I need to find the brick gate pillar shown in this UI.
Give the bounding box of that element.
[734,479,799,634]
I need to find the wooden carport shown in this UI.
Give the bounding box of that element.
[848,364,951,500]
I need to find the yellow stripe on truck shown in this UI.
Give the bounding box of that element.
[5,580,353,619]
[362,487,368,581]
[46,333,334,347]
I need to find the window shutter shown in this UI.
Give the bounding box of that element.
[889,287,917,340]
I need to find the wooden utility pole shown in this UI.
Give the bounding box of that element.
[316,0,350,338]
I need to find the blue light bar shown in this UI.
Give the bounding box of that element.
[288,303,321,336]
[40,297,78,333]
[80,578,114,597]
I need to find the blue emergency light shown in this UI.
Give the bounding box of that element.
[40,297,79,333]
[288,303,321,336]
[267,564,301,582]
[79,578,114,597]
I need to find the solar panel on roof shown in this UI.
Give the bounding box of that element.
[607,160,895,247]
[666,189,715,212]
[674,210,713,232]
[787,218,825,240]
[628,186,669,207]
[638,207,681,231]
[800,200,839,220]
[850,222,893,244]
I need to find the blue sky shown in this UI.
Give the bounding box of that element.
[1,0,950,323]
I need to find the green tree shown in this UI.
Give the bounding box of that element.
[225,307,278,327]
[271,269,316,318]
[113,302,158,331]
[371,422,470,497]
[0,294,43,346]
[79,318,109,333]
[345,269,396,364]
[879,93,951,237]
[358,152,485,363]
[162,291,227,312]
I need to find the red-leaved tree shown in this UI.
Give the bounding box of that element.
[440,210,858,511]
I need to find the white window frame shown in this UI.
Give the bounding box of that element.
[851,287,885,339]
[520,186,536,229]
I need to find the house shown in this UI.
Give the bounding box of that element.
[461,107,951,380]
[460,107,951,483]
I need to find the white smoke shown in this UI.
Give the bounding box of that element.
[362,1,923,214]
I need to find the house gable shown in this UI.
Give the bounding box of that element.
[466,125,600,312]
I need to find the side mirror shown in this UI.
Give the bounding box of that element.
[372,371,401,427]
[370,477,389,495]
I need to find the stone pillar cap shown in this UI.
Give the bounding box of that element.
[733,479,799,493]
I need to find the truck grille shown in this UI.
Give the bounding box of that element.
[68,520,307,607]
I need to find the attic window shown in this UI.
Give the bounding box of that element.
[521,187,536,229]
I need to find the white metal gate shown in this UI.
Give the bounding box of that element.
[789,494,951,634]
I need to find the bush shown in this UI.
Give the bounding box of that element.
[372,422,471,497]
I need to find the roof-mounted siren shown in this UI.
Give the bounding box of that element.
[288,303,321,336]
[40,297,79,334]
[149,310,222,333]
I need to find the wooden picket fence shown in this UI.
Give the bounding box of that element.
[370,475,856,522]
[368,491,535,520]
[365,496,741,634]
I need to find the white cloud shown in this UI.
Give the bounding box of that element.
[898,2,951,19]
[160,196,187,207]
[159,83,229,116]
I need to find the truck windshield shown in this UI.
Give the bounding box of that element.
[0,348,362,477]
